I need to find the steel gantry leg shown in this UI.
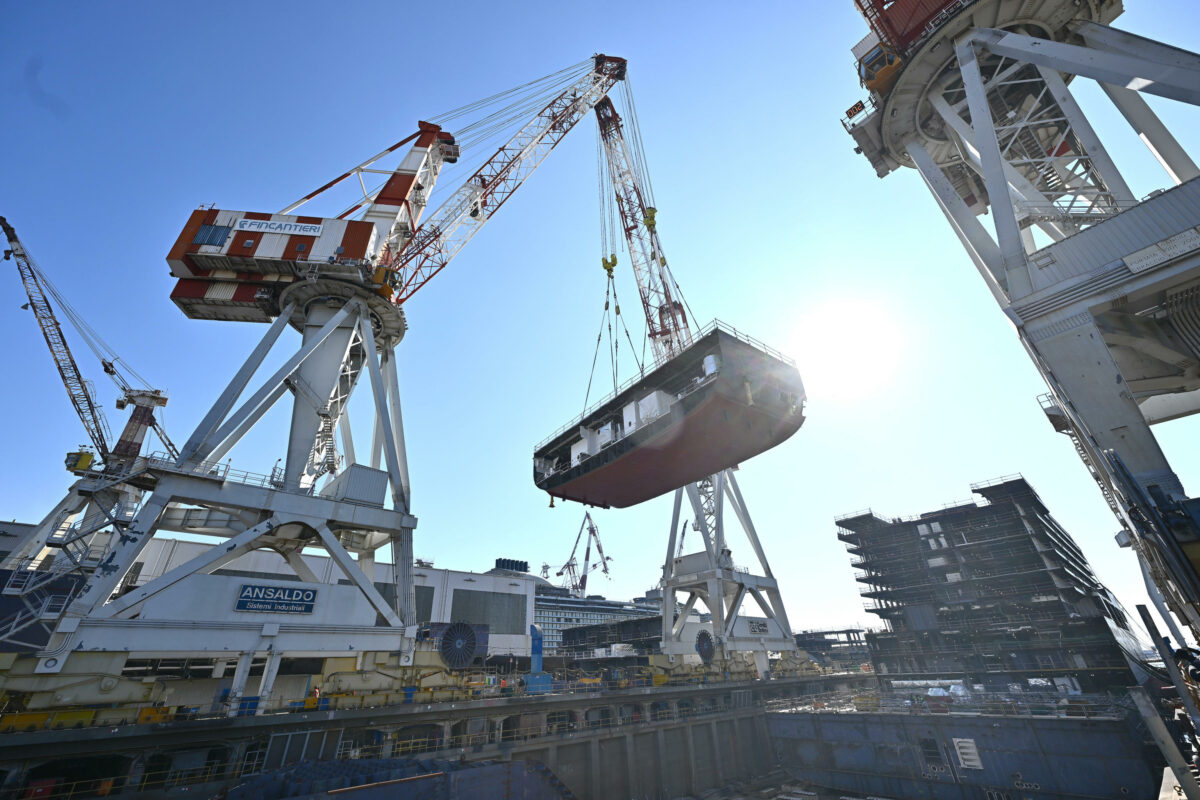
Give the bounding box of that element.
[660,470,795,660]
[904,139,1011,307]
[955,35,1032,297]
[972,27,1200,106]
[1099,83,1200,185]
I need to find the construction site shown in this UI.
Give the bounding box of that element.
[2,0,1200,797]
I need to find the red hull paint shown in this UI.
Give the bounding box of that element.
[540,388,802,509]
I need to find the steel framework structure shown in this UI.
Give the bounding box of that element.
[845,0,1200,647]
[596,96,796,672]
[0,56,631,714]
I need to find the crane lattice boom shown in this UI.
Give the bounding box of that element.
[2,217,111,460]
[385,55,627,305]
[555,512,611,597]
[595,96,692,361]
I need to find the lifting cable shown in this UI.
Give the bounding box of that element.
[579,266,644,416]
[581,123,649,415]
[420,60,594,210]
[31,262,152,392]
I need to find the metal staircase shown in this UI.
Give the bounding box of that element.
[0,562,80,649]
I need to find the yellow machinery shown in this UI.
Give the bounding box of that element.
[858,44,903,96]
[64,450,94,472]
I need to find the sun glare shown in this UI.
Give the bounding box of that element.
[787,295,910,408]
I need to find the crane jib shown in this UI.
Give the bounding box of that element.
[388,57,628,306]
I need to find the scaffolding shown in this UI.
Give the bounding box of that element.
[839,477,1141,693]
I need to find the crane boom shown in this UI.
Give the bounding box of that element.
[556,512,611,597]
[385,55,627,305]
[595,96,692,361]
[2,217,111,459]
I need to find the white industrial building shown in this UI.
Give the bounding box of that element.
[122,539,537,657]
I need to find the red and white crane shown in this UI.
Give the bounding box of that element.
[2,55,636,693]
[594,96,692,361]
[2,216,176,472]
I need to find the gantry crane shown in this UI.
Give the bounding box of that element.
[555,512,611,597]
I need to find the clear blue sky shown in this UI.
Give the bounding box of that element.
[2,1,1199,639]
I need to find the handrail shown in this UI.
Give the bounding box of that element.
[0,688,802,799]
[533,318,795,452]
[765,690,1130,720]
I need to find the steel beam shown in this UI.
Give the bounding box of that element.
[955,36,1033,297]
[1035,65,1135,205]
[973,28,1200,106]
[1100,83,1200,184]
[191,301,357,465]
[316,524,403,627]
[94,516,280,619]
[905,139,1012,306]
[179,303,296,463]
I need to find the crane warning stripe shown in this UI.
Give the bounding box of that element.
[339,220,374,260]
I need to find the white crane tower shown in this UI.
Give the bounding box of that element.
[845,0,1200,644]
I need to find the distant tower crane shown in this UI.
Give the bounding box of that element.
[1,216,180,648]
[592,95,799,673]
[2,216,177,470]
[843,2,1200,649]
[555,512,612,597]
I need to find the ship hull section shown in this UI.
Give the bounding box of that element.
[534,326,805,508]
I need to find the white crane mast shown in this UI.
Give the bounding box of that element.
[595,97,692,362]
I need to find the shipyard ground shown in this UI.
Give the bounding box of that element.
[0,672,872,798]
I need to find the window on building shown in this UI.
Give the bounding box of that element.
[192,224,232,246]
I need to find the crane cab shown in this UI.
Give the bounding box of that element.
[65,450,95,473]
[858,44,902,97]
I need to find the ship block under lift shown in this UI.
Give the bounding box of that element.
[533,321,805,508]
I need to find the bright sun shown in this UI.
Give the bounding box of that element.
[787,294,911,408]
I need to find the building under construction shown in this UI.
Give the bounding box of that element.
[837,477,1145,694]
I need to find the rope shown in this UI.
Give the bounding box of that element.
[611,279,643,377]
[30,261,153,391]
[417,60,594,219]
[430,60,589,126]
[580,279,614,415]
